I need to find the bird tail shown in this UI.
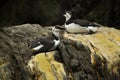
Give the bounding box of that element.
[92,22,102,27]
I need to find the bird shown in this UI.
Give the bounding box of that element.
[29,25,62,57]
[63,11,100,34]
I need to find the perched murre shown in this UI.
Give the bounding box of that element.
[30,25,63,56]
[63,11,100,34]
[27,25,63,72]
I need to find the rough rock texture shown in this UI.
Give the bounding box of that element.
[0,24,51,80]
[62,27,120,80]
[27,52,66,80]
[0,24,120,80]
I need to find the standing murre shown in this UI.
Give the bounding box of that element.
[29,25,63,57]
[63,11,100,34]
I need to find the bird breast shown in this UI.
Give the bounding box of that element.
[53,39,60,48]
[65,23,88,33]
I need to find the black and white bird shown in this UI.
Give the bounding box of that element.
[30,26,62,56]
[63,11,100,34]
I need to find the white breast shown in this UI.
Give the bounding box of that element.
[65,23,88,33]
[53,39,60,48]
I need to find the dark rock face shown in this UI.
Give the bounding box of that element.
[0,24,120,80]
[0,24,50,80]
[54,39,98,80]
[0,24,97,80]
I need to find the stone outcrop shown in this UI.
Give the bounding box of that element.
[0,24,120,80]
[62,27,120,80]
[27,52,66,80]
[0,24,50,80]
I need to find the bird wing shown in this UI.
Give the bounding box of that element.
[66,19,91,27]
[30,37,56,56]
[38,37,55,51]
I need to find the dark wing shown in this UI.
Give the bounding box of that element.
[67,19,100,27]
[66,19,91,26]
[30,38,41,49]
[30,37,55,51]
[40,38,55,51]
[30,37,55,56]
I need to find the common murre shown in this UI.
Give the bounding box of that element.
[63,11,100,34]
[30,25,63,56]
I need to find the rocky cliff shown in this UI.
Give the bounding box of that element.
[0,24,120,80]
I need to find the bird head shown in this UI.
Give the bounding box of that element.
[52,25,65,38]
[52,26,61,38]
[63,11,72,22]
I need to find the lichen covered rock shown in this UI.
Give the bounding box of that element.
[0,24,120,80]
[27,51,66,80]
[63,27,120,80]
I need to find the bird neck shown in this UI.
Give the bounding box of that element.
[65,16,71,22]
[64,23,66,25]
[52,33,60,40]
[64,21,70,28]
[65,12,71,22]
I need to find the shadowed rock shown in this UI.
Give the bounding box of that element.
[0,24,120,80]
